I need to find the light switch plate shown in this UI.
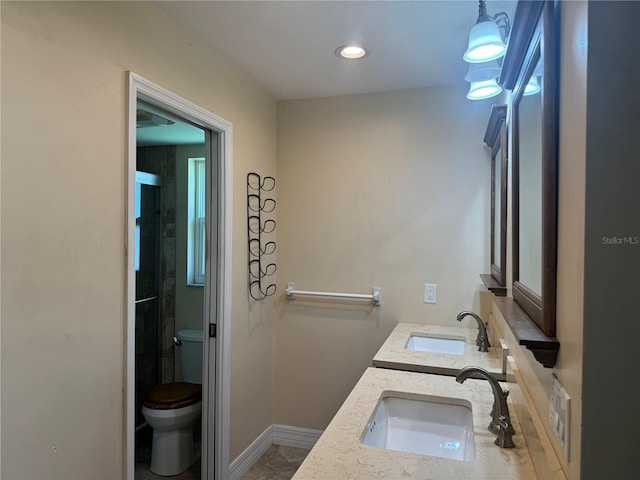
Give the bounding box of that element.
[549,374,570,460]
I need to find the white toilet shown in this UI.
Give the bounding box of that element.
[142,329,203,476]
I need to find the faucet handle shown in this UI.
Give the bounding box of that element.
[477,324,491,352]
[501,390,516,434]
[489,389,512,434]
[494,416,515,449]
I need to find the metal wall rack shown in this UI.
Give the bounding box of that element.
[247,172,276,300]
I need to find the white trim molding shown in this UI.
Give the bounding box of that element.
[272,424,322,450]
[126,72,233,480]
[229,425,322,480]
[228,426,273,480]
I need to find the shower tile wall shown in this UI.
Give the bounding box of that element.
[138,145,177,386]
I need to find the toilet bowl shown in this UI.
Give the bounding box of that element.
[142,383,202,476]
[141,329,203,476]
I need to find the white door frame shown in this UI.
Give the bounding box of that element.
[126,72,232,480]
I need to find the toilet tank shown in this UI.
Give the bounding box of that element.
[176,329,203,384]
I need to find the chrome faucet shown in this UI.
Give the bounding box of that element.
[456,366,515,448]
[456,311,491,352]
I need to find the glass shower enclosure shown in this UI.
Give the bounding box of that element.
[134,171,162,428]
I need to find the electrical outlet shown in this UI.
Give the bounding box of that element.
[549,375,571,460]
[423,284,437,304]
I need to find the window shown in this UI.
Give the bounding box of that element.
[188,158,206,285]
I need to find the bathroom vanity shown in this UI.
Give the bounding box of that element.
[371,322,506,379]
[292,322,564,479]
[292,367,537,479]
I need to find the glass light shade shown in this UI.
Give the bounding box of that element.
[467,79,503,100]
[524,76,541,96]
[464,60,501,82]
[464,21,507,63]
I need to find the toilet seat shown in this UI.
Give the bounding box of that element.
[143,382,202,410]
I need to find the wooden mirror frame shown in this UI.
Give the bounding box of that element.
[501,0,558,338]
[483,105,508,289]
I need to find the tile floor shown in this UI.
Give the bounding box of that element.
[135,424,307,480]
[240,445,310,480]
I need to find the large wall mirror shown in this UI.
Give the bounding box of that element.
[483,105,508,289]
[501,0,558,338]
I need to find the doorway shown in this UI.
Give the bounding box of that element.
[127,73,232,480]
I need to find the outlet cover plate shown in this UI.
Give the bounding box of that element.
[423,284,437,304]
[549,374,570,460]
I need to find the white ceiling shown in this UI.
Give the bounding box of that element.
[157,0,516,101]
[136,101,205,146]
[140,1,516,146]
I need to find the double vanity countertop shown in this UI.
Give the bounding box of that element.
[372,322,505,379]
[292,367,537,480]
[292,322,542,479]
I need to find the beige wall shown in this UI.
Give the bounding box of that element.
[0,1,277,477]
[554,2,587,476]
[274,87,494,428]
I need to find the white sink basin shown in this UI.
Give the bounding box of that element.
[361,395,475,461]
[405,334,466,355]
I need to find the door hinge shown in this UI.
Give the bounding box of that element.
[209,323,217,338]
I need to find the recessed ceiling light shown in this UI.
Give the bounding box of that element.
[335,45,369,60]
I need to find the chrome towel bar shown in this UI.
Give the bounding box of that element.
[285,282,381,306]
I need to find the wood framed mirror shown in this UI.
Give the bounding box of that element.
[483,104,508,290]
[500,0,558,338]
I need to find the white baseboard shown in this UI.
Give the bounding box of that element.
[272,424,322,449]
[228,424,322,480]
[228,426,272,480]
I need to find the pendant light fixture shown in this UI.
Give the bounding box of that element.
[464,59,503,100]
[463,1,511,63]
[524,76,541,96]
[523,58,543,96]
[464,59,502,83]
[463,1,510,100]
[467,78,503,100]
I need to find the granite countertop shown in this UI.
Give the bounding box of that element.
[372,322,505,379]
[293,367,537,480]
